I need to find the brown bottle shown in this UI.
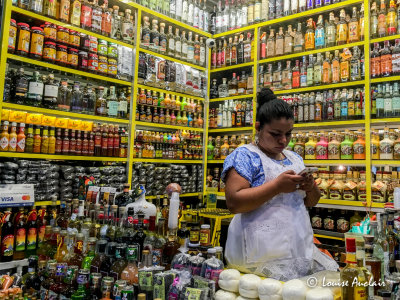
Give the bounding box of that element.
[89,131,95,156]
[101,124,108,157]
[62,129,70,155]
[113,125,120,157]
[55,128,62,155]
[82,131,89,156]
[69,130,76,155]
[14,208,26,260]
[94,123,102,156]
[76,130,82,156]
[107,124,114,157]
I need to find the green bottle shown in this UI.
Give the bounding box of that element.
[181,97,188,111]
[81,238,96,269]
[207,137,215,159]
[340,130,353,160]
[286,137,295,151]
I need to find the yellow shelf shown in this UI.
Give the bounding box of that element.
[304,159,366,165]
[132,158,203,163]
[208,159,225,163]
[208,127,253,133]
[371,76,400,83]
[135,121,204,132]
[2,103,130,124]
[0,152,127,161]
[126,2,212,38]
[136,84,204,101]
[259,41,365,64]
[293,119,365,128]
[213,0,363,38]
[372,160,400,165]
[370,34,400,44]
[146,192,200,199]
[318,199,367,206]
[274,80,366,95]
[11,6,134,49]
[314,234,345,241]
[8,54,131,86]
[139,47,205,71]
[210,94,255,102]
[206,191,225,197]
[35,201,61,206]
[210,61,254,73]
[371,118,400,124]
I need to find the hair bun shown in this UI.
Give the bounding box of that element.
[257,88,277,107]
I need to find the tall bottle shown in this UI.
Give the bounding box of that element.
[336,9,348,45]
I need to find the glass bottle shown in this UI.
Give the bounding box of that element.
[336,9,348,45]
[57,79,71,112]
[340,48,351,82]
[326,12,336,47]
[305,18,315,51]
[71,81,83,113]
[315,15,325,49]
[378,0,387,37]
[348,7,360,42]
[293,23,304,53]
[350,46,361,81]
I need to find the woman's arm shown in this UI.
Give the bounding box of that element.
[301,176,321,207]
[225,168,305,214]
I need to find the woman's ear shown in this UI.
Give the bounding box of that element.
[255,122,260,133]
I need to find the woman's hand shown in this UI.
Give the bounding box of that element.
[300,174,315,192]
[274,170,305,193]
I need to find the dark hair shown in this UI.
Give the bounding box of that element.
[256,88,294,128]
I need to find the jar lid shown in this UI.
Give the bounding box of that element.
[45,41,56,46]
[188,242,199,248]
[69,48,79,52]
[99,39,107,44]
[79,51,88,55]
[201,224,210,229]
[57,45,68,49]
[10,19,16,24]
[17,22,29,27]
[69,30,77,34]
[207,248,216,254]
[214,246,223,252]
[31,27,43,32]
[57,25,66,30]
[45,22,54,25]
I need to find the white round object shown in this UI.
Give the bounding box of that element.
[236,296,257,300]
[258,278,283,300]
[282,279,308,300]
[215,290,237,300]
[306,288,334,300]
[239,274,262,298]
[219,269,241,293]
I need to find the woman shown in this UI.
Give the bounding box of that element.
[222,88,338,281]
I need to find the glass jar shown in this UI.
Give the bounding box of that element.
[29,27,44,60]
[69,30,80,48]
[98,39,107,56]
[80,33,90,51]
[57,26,69,45]
[107,42,118,58]
[8,19,17,53]
[189,223,200,244]
[56,44,68,66]
[108,58,117,77]
[200,224,211,246]
[78,50,88,71]
[89,36,98,53]
[98,56,108,75]
[88,53,98,73]
[68,48,79,68]
[16,23,30,56]
[42,22,56,43]
[43,41,56,63]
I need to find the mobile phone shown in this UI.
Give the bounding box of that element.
[298,167,319,177]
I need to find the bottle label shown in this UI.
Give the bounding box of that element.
[27,227,37,250]
[315,29,324,47]
[312,216,322,228]
[353,143,365,155]
[1,235,14,256]
[316,145,327,159]
[324,218,335,230]
[380,141,393,154]
[381,54,392,75]
[44,85,58,98]
[341,101,348,117]
[337,218,350,231]
[305,145,315,157]
[293,145,304,157]
[139,271,153,288]
[152,248,162,266]
[341,145,353,156]
[348,22,359,42]
[328,143,340,157]
[393,53,400,73]
[15,228,26,251]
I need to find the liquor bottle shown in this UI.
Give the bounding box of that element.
[150,20,160,53]
[371,43,381,78]
[315,15,325,49]
[326,12,336,47]
[370,2,379,39]
[313,53,322,86]
[273,62,283,90]
[341,238,368,299]
[359,4,365,41]
[340,130,353,159]
[1,209,14,262]
[292,60,300,88]
[305,18,315,51]
[267,29,276,57]
[275,27,284,57]
[322,52,332,84]
[336,9,348,45]
[294,23,304,53]
[282,61,292,90]
[110,244,128,280]
[350,46,361,81]
[381,41,392,77]
[378,0,387,37]
[384,83,393,117]
[306,55,314,87]
[26,71,43,107]
[247,0,254,25]
[121,245,139,284]
[348,7,360,43]
[13,207,26,260]
[340,48,351,82]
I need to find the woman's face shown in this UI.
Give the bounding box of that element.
[256,118,294,155]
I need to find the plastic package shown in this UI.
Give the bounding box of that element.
[192,276,216,299]
[189,255,205,276]
[171,252,191,270]
[200,248,224,285]
[153,271,177,300]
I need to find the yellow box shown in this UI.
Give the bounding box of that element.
[9,111,27,123]
[54,118,69,128]
[68,119,82,130]
[26,113,43,125]
[81,121,93,131]
[1,109,10,121]
[42,116,56,127]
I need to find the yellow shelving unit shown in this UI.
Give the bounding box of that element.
[371,118,400,124]
[274,80,366,95]
[136,84,204,101]
[132,158,203,164]
[135,121,204,132]
[314,234,345,241]
[371,34,400,43]
[2,103,130,124]
[210,61,255,73]
[293,120,365,128]
[207,160,225,164]
[11,6,134,49]
[303,160,366,165]
[210,94,255,102]
[146,192,200,199]
[208,127,254,133]
[0,152,127,162]
[7,54,131,86]
[371,76,400,83]
[372,160,400,165]
[139,47,206,71]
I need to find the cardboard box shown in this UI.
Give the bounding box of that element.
[81,121,93,131]
[54,118,69,128]
[68,119,82,130]
[1,109,10,121]
[42,115,56,127]
[26,113,43,125]
[9,110,27,123]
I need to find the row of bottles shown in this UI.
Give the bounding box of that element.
[138,53,205,98]
[259,47,365,91]
[212,32,254,68]
[371,40,400,78]
[210,70,254,98]
[207,134,252,160]
[15,0,135,43]
[371,127,400,160]
[141,17,207,67]
[137,89,203,113]
[260,7,365,59]
[310,207,364,232]
[5,68,130,119]
[281,88,365,123]
[208,99,253,128]
[371,0,400,39]
[287,130,366,160]
[0,121,128,157]
[371,83,400,119]
[134,129,203,160]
